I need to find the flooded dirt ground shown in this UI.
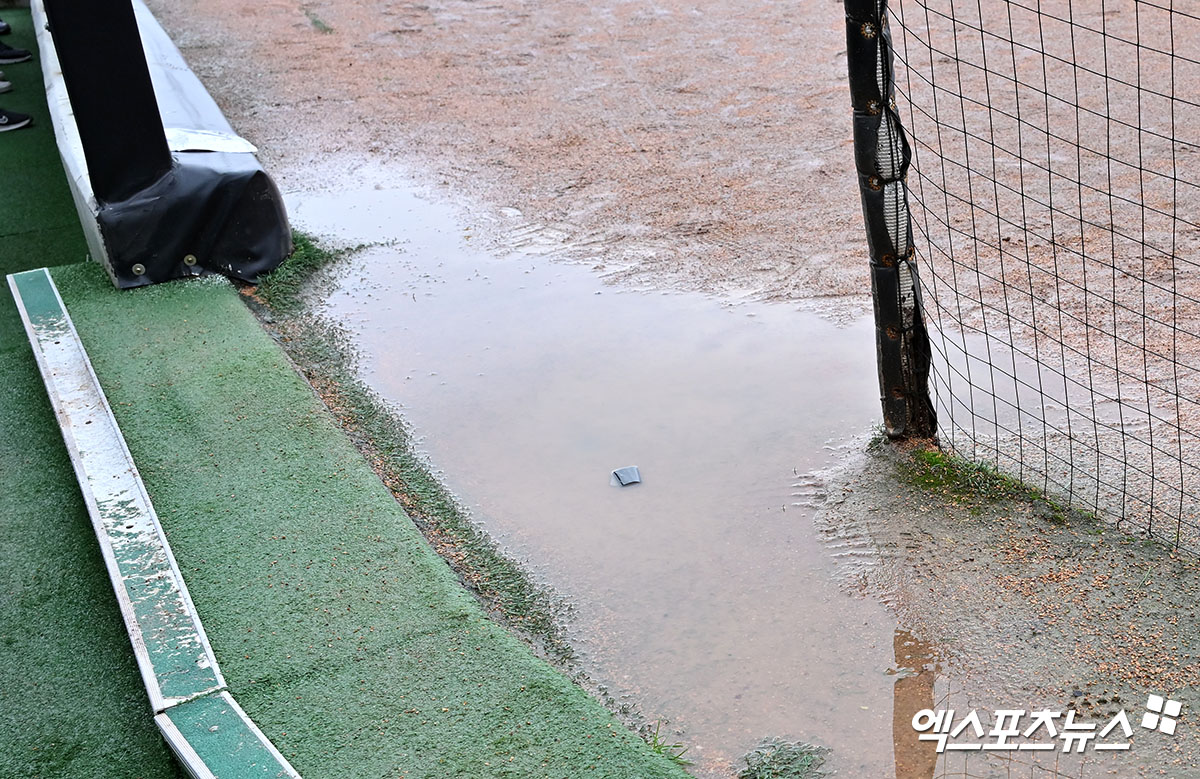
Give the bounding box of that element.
[282,178,1200,778]
[818,442,1200,778]
[287,181,900,776]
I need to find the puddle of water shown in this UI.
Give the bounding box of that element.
[286,184,929,776]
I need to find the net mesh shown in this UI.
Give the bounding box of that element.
[888,0,1200,548]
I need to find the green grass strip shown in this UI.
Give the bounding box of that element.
[51,262,690,779]
[904,445,1097,525]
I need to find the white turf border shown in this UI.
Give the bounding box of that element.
[155,692,302,779]
[154,716,219,779]
[8,268,301,778]
[9,268,223,712]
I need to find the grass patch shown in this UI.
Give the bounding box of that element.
[866,423,888,453]
[303,8,333,33]
[908,448,1025,504]
[254,231,358,313]
[646,721,693,767]
[904,444,1098,525]
[739,739,828,779]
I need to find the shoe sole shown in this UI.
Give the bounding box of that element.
[0,54,30,64]
[0,117,30,131]
[0,83,10,94]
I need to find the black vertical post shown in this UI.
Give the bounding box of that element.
[844,0,937,439]
[43,0,172,203]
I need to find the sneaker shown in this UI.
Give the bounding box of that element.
[0,42,30,64]
[0,19,10,35]
[0,108,30,132]
[0,81,10,95]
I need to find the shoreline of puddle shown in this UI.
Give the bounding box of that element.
[284,181,950,777]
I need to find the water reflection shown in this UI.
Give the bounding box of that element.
[892,629,939,779]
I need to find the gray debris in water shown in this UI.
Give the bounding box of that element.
[610,466,642,486]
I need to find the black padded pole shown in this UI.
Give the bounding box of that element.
[843,0,937,439]
[43,0,172,204]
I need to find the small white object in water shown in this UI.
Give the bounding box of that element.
[610,466,642,487]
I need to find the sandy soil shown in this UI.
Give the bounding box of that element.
[146,0,867,306]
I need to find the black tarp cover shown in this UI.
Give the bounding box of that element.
[42,0,291,288]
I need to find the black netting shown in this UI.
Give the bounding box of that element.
[887,0,1200,548]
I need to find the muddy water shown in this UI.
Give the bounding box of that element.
[287,183,929,777]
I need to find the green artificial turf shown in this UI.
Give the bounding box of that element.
[0,11,87,287]
[51,263,690,779]
[0,11,182,779]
